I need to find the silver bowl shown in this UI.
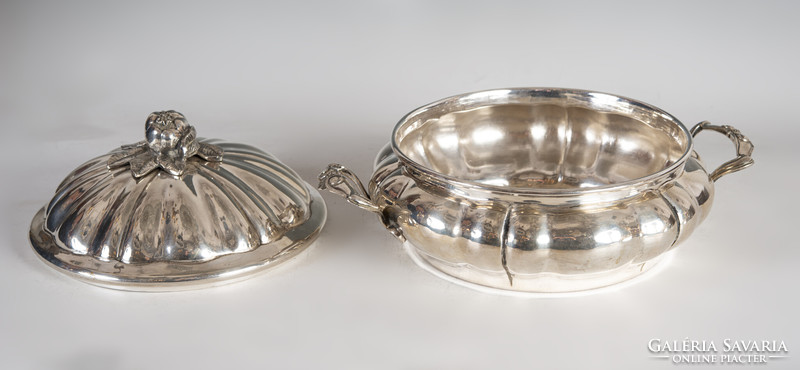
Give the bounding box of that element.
[319,88,754,293]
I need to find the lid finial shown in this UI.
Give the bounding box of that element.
[108,110,223,177]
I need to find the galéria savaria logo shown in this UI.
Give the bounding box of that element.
[648,338,789,365]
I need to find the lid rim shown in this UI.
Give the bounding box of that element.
[29,185,326,291]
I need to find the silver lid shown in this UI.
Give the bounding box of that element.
[29,111,326,291]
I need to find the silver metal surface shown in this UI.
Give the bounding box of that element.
[690,121,754,181]
[107,110,224,178]
[320,88,754,293]
[30,111,326,291]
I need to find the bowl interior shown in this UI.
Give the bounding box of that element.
[393,89,690,190]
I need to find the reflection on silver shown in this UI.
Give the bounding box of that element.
[320,88,754,293]
[107,110,223,178]
[30,111,326,291]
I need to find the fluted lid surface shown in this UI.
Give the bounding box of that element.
[29,111,326,290]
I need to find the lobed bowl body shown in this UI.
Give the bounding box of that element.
[325,88,737,293]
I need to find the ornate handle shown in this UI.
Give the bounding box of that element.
[690,121,754,182]
[318,163,405,241]
[318,164,381,213]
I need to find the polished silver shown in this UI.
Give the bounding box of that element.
[30,111,326,291]
[107,110,223,178]
[320,88,754,293]
[690,121,754,181]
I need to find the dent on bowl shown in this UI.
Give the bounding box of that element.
[320,88,753,293]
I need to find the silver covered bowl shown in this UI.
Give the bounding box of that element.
[319,88,754,293]
[30,111,326,291]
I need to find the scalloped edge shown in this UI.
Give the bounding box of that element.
[29,182,326,292]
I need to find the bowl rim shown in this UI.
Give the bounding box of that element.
[390,87,695,196]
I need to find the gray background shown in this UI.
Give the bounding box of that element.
[1,1,797,369]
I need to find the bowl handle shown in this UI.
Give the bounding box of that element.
[318,164,405,240]
[690,121,754,182]
[318,164,380,212]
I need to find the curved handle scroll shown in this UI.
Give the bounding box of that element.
[690,121,754,182]
[318,164,381,213]
[318,163,405,241]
